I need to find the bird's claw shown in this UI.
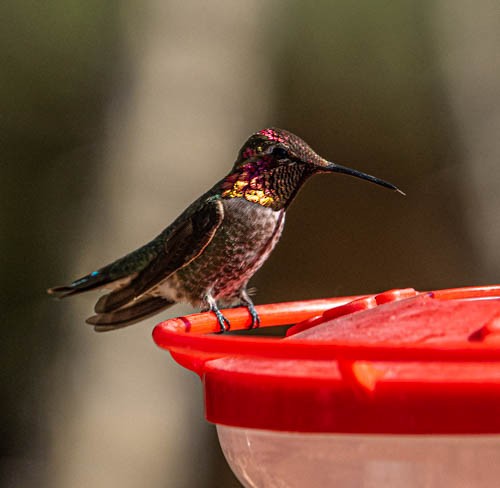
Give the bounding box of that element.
[213,308,231,333]
[249,310,260,329]
[239,290,260,329]
[246,302,261,329]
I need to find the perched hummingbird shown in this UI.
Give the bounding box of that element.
[48,128,402,332]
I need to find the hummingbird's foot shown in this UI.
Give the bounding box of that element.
[205,294,230,333]
[247,304,261,329]
[240,290,261,329]
[213,308,231,333]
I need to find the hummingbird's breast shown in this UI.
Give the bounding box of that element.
[157,198,285,307]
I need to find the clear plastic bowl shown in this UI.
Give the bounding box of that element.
[218,426,500,488]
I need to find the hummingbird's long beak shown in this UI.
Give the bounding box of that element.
[321,160,405,195]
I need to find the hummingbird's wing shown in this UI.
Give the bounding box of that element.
[47,195,223,299]
[47,268,136,298]
[93,197,224,314]
[47,241,158,298]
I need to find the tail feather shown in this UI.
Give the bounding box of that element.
[86,296,174,332]
[94,286,136,313]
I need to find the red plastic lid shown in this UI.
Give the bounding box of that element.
[153,286,500,434]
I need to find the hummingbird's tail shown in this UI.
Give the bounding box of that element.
[86,296,175,332]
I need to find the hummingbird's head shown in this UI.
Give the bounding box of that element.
[221,128,403,210]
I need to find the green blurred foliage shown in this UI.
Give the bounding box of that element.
[0,0,120,475]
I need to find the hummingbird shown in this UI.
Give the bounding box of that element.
[48,128,403,332]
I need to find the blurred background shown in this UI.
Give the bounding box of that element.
[2,1,500,487]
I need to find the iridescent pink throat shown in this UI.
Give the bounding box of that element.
[221,158,277,208]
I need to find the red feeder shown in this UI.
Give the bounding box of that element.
[153,286,500,488]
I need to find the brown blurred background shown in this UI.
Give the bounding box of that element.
[2,1,500,487]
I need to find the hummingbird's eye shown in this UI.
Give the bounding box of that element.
[272,146,288,159]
